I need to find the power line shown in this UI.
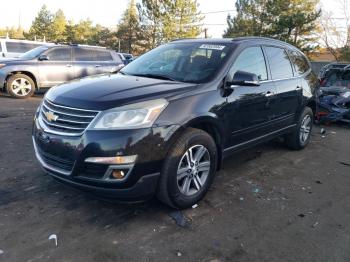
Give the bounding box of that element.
[202,10,235,15]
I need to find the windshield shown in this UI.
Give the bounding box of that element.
[121,42,233,83]
[19,46,49,60]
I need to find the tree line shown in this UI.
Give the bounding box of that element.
[0,0,349,60]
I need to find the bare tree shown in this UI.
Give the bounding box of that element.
[317,0,350,60]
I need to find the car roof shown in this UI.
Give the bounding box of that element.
[171,37,299,50]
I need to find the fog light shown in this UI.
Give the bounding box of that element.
[112,170,125,179]
[85,155,137,164]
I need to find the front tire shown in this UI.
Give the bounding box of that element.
[157,128,218,209]
[285,107,313,150]
[7,74,35,99]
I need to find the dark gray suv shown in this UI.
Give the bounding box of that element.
[0,45,124,98]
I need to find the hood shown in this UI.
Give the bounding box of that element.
[46,74,199,110]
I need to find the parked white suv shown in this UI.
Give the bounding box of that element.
[0,38,47,58]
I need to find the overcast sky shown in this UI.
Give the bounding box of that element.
[0,0,345,38]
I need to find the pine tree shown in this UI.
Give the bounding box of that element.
[162,0,203,42]
[27,5,54,41]
[116,0,143,54]
[224,0,321,50]
[51,9,67,42]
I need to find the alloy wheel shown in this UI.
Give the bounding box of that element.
[11,78,32,97]
[177,145,211,196]
[299,114,312,144]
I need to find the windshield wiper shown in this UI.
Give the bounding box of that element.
[130,73,178,82]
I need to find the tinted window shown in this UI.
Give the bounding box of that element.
[229,46,267,81]
[74,48,97,61]
[288,50,310,75]
[46,48,71,61]
[265,46,293,79]
[96,50,113,61]
[6,42,41,53]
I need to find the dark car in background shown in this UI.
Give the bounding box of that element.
[32,37,317,209]
[317,63,350,123]
[0,45,124,98]
[116,52,134,65]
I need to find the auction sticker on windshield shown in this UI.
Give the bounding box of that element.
[199,44,226,50]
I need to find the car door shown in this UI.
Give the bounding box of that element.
[264,46,302,127]
[37,47,74,87]
[224,46,278,147]
[73,47,101,78]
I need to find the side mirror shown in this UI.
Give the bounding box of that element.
[228,71,260,87]
[38,55,49,61]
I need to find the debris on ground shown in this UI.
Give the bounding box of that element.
[320,128,326,135]
[192,204,198,209]
[298,213,305,218]
[168,211,188,228]
[48,234,58,246]
[0,249,3,255]
[312,222,319,228]
[176,251,182,257]
[315,180,323,184]
[252,188,261,193]
[239,197,244,201]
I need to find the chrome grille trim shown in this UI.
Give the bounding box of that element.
[39,99,100,136]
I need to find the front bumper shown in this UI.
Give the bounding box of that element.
[32,115,181,201]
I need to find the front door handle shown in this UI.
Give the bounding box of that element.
[95,65,101,68]
[265,91,274,97]
[66,64,72,67]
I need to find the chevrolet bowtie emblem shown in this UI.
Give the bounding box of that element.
[45,111,59,122]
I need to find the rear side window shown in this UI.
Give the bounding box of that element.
[74,48,97,61]
[96,50,113,61]
[229,46,268,81]
[265,46,294,79]
[288,50,310,75]
[46,48,71,61]
[6,42,41,53]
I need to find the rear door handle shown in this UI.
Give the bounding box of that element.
[66,64,72,67]
[95,65,101,68]
[265,91,274,97]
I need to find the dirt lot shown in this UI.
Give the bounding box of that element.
[0,93,350,262]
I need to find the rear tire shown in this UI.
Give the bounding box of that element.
[285,107,313,150]
[7,74,35,99]
[157,128,218,209]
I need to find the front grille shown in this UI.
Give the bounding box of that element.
[39,99,99,136]
[38,147,74,172]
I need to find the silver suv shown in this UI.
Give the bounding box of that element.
[0,45,124,98]
[0,38,47,58]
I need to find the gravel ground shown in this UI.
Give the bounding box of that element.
[0,93,350,262]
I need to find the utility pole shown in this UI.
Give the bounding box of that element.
[204,28,208,38]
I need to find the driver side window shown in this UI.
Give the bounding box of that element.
[229,47,268,81]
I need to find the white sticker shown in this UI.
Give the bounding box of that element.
[342,91,350,98]
[199,44,226,50]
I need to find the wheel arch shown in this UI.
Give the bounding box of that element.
[182,115,225,170]
[5,71,38,91]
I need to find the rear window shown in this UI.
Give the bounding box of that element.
[6,42,41,53]
[265,46,294,79]
[322,69,350,87]
[96,50,113,61]
[288,50,310,75]
[74,48,95,61]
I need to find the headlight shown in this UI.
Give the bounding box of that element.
[90,99,168,130]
